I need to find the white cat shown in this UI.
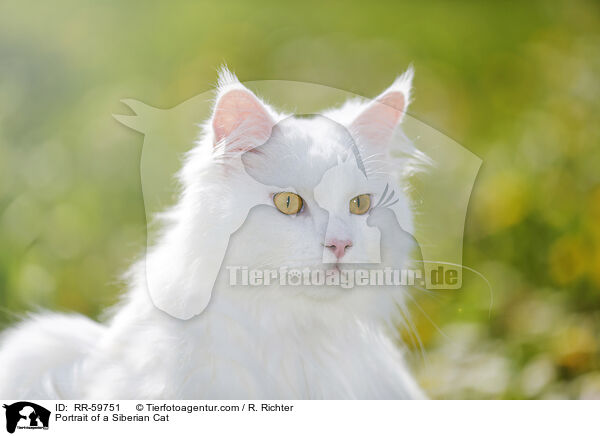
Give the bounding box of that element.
[0,67,426,399]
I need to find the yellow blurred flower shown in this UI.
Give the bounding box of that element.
[548,235,589,285]
[552,322,597,372]
[475,171,530,234]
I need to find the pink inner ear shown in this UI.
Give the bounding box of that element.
[378,91,405,116]
[351,91,406,145]
[212,89,274,151]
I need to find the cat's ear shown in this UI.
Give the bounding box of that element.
[349,67,413,149]
[211,69,275,153]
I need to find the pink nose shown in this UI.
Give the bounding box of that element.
[326,239,353,259]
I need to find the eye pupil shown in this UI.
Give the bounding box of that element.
[273,192,303,215]
[349,194,370,215]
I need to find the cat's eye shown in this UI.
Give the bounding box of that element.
[349,194,371,215]
[273,192,304,215]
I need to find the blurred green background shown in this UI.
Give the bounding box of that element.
[1,0,599,399]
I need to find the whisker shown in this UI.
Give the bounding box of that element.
[374,184,389,208]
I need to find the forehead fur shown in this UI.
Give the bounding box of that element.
[242,115,365,190]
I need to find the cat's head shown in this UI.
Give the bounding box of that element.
[144,68,419,320]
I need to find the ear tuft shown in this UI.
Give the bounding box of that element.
[216,65,240,90]
[388,65,414,107]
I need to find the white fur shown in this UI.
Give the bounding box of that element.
[0,68,426,399]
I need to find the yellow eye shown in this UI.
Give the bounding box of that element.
[273,192,303,215]
[349,194,371,215]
